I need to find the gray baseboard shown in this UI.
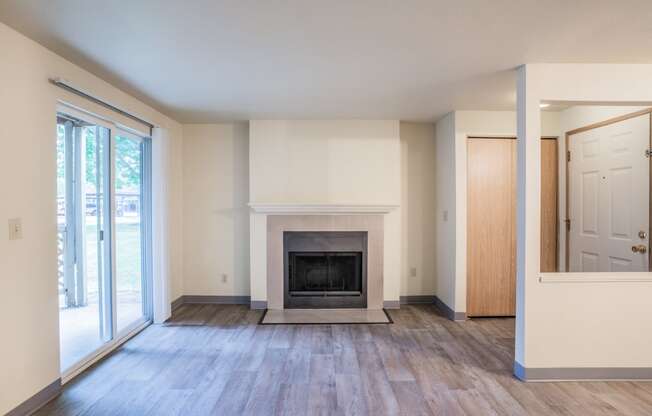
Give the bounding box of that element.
[183,295,250,304]
[171,295,251,311]
[172,295,467,320]
[433,296,466,321]
[6,378,61,416]
[400,295,436,305]
[400,295,467,322]
[514,361,652,381]
[171,296,184,311]
[250,300,268,310]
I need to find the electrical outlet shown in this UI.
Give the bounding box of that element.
[410,267,417,277]
[442,210,449,222]
[221,274,228,283]
[8,218,22,240]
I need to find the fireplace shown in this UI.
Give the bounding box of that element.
[284,231,367,308]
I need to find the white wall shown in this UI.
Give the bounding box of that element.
[516,64,652,372]
[400,122,437,297]
[0,22,183,414]
[182,124,250,297]
[434,110,559,313]
[248,120,402,304]
[249,120,401,204]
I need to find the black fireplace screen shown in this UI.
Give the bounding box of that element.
[288,252,363,296]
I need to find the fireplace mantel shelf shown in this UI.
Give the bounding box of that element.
[248,203,398,214]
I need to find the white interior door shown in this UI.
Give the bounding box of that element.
[569,113,650,272]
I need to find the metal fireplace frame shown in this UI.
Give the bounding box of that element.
[283,231,368,308]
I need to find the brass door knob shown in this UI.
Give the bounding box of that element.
[632,245,648,254]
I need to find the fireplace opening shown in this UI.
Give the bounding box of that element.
[288,252,363,295]
[284,231,367,308]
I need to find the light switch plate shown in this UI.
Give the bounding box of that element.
[443,210,449,222]
[8,218,22,240]
[410,267,417,277]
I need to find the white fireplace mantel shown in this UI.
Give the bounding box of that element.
[248,202,399,215]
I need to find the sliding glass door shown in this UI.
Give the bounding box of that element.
[57,115,112,371]
[115,132,151,333]
[57,110,151,373]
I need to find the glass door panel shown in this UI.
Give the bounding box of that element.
[114,134,147,332]
[57,116,112,371]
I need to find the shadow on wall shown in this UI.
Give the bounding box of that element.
[233,122,250,295]
[400,122,437,297]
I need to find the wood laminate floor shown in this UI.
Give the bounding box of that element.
[37,304,652,416]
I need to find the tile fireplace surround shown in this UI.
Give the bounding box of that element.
[266,214,385,310]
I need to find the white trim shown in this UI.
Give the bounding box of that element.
[114,316,150,341]
[57,102,115,131]
[109,133,118,340]
[61,319,151,384]
[466,133,516,138]
[57,101,150,138]
[248,203,399,214]
[539,273,652,283]
[151,127,172,323]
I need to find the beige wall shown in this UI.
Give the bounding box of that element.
[248,120,402,304]
[0,22,183,414]
[168,133,185,304]
[182,124,250,296]
[183,121,441,304]
[400,122,437,296]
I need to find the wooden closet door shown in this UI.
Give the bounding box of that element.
[540,139,558,272]
[467,138,516,317]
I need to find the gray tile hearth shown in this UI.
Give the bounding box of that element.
[260,308,391,324]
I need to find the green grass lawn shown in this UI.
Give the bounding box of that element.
[85,221,142,294]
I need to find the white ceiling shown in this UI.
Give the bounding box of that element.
[1,0,651,122]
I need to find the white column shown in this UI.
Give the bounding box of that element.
[515,65,543,371]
